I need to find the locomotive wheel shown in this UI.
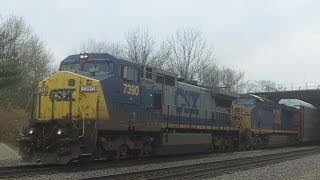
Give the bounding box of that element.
[219,143,226,152]
[208,144,214,153]
[95,145,103,159]
[140,144,152,156]
[117,144,129,158]
[253,138,262,149]
[224,138,233,150]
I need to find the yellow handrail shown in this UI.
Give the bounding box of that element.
[77,100,85,138]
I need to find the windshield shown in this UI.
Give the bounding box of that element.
[59,63,81,71]
[83,62,114,74]
[59,61,114,74]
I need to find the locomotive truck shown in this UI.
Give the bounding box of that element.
[18,53,312,164]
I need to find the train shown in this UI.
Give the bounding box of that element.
[18,53,320,164]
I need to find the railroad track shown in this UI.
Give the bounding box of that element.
[88,147,320,180]
[0,149,229,178]
[1,146,319,179]
[0,155,204,179]
[0,164,67,179]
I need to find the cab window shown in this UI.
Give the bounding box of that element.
[146,67,153,80]
[121,65,138,82]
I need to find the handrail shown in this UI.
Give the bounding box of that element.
[77,100,85,138]
[159,103,235,130]
[163,103,232,115]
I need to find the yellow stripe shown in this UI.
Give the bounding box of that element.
[251,129,298,134]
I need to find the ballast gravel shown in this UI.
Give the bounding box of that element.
[13,146,320,180]
[210,153,320,180]
[0,159,28,167]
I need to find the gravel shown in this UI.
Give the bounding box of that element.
[0,159,27,167]
[210,153,320,180]
[0,143,29,167]
[14,146,319,180]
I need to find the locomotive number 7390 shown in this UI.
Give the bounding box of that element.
[123,83,140,96]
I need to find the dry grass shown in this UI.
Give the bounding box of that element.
[0,106,29,148]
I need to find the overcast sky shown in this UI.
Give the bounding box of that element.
[1,0,320,87]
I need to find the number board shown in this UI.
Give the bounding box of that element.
[80,86,96,92]
[123,83,140,96]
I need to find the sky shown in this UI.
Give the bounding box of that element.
[1,0,320,88]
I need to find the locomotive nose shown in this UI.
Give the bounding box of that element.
[37,71,80,120]
[36,71,109,121]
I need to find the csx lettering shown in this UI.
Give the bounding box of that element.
[123,84,139,96]
[50,89,76,101]
[175,88,200,115]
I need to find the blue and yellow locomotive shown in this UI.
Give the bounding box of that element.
[19,53,301,164]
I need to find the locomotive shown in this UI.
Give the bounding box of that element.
[19,53,305,164]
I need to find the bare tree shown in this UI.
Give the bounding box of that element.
[219,67,245,92]
[77,27,252,93]
[166,28,213,80]
[80,39,124,56]
[150,41,171,69]
[125,27,155,65]
[198,62,220,87]
[0,15,52,106]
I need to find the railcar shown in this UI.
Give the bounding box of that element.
[233,94,301,148]
[279,99,320,142]
[19,53,241,164]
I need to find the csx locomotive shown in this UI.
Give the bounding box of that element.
[19,53,303,164]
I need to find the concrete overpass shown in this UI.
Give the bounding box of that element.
[254,89,320,107]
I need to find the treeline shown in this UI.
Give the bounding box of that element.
[0,15,53,107]
[0,15,284,108]
[80,28,246,92]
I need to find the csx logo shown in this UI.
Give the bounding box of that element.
[50,88,76,101]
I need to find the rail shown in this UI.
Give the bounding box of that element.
[88,147,320,179]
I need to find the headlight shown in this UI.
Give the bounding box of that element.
[38,87,48,94]
[80,54,88,59]
[28,128,34,135]
[57,129,62,135]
